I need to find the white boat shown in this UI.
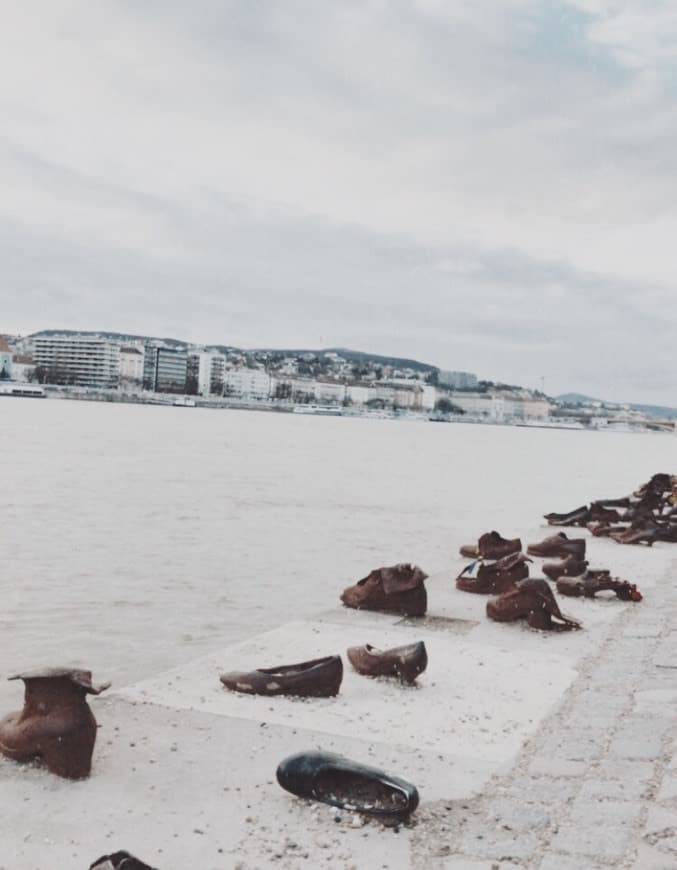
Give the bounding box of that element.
[0,384,46,398]
[172,396,196,407]
[292,404,342,416]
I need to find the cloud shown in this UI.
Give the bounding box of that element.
[1,1,676,404]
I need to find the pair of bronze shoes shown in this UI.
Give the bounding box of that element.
[220,642,428,696]
[0,668,109,779]
[340,563,427,617]
[456,551,530,595]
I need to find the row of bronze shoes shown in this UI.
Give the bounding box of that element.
[544,472,677,546]
[455,530,642,632]
[2,477,667,864]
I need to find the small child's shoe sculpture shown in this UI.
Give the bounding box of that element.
[0,667,109,779]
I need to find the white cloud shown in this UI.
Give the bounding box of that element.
[1,1,676,403]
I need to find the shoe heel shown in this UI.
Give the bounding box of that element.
[40,727,96,779]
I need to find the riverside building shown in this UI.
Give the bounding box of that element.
[143,344,188,393]
[33,335,120,388]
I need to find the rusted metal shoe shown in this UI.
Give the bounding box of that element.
[610,526,660,546]
[527,532,586,560]
[0,668,109,779]
[543,505,591,526]
[347,641,427,684]
[589,503,623,523]
[542,555,588,581]
[341,564,427,617]
[220,655,343,697]
[486,579,582,631]
[556,574,642,601]
[587,522,627,537]
[458,531,522,560]
[89,852,158,870]
[592,497,631,509]
[277,751,419,817]
[456,552,530,594]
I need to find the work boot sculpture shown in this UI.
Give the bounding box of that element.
[0,667,109,779]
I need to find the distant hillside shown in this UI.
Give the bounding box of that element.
[250,346,435,373]
[556,391,677,420]
[556,392,601,404]
[630,403,677,420]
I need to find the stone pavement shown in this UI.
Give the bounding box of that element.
[410,553,677,870]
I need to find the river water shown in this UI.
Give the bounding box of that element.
[0,398,674,691]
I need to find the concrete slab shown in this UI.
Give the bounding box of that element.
[115,612,578,796]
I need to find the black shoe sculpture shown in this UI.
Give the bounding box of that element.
[276,751,419,817]
[89,852,158,870]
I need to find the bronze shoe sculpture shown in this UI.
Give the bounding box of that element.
[456,552,530,594]
[587,522,627,537]
[459,531,522,560]
[90,852,158,870]
[347,641,427,683]
[609,526,659,546]
[486,579,582,631]
[277,750,419,818]
[557,573,642,601]
[0,667,109,779]
[341,563,427,617]
[542,555,588,581]
[220,655,343,697]
[527,532,586,560]
[543,505,591,526]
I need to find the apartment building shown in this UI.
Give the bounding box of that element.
[119,347,144,387]
[33,335,120,388]
[143,344,187,393]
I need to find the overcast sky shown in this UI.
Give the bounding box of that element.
[2,1,676,403]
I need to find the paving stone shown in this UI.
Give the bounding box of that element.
[608,716,668,761]
[502,776,578,808]
[548,799,642,860]
[595,759,655,784]
[485,797,552,834]
[577,776,650,803]
[441,860,512,870]
[457,825,539,862]
[656,775,677,801]
[529,758,589,777]
[537,733,605,764]
[537,853,610,870]
[643,805,677,849]
[631,843,677,869]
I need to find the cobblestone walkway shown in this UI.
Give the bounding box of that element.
[411,554,677,870]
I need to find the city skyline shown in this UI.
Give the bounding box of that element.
[2,2,677,405]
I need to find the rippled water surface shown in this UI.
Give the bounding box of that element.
[1,398,674,689]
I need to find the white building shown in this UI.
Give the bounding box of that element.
[439,370,478,389]
[119,347,144,387]
[33,335,120,388]
[9,355,35,383]
[0,338,11,380]
[224,368,271,399]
